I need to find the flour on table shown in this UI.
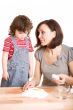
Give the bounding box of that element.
[21,88,48,99]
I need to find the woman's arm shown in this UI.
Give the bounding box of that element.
[33,59,42,85]
[29,52,34,78]
[58,61,73,85]
[24,59,42,89]
[66,61,73,85]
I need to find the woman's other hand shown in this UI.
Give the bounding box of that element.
[52,73,68,85]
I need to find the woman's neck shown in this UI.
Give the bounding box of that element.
[46,45,62,56]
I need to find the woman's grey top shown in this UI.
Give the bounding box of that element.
[35,45,73,86]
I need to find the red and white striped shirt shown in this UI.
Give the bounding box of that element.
[3,36,33,60]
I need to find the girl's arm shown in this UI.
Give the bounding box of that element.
[2,51,9,80]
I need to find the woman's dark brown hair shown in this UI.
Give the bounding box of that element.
[35,19,63,49]
[9,15,33,36]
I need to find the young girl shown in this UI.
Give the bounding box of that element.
[1,15,34,87]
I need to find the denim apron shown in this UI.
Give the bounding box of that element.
[1,37,29,87]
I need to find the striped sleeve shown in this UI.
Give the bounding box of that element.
[28,37,34,52]
[3,36,12,52]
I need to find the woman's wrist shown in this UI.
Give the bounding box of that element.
[31,79,40,86]
[35,80,40,86]
[65,75,73,85]
[29,77,33,81]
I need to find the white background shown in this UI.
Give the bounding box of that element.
[0,0,73,81]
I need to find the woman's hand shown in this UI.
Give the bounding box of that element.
[52,73,68,85]
[58,74,69,84]
[23,80,37,91]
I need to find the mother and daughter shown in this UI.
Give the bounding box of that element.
[1,15,73,89]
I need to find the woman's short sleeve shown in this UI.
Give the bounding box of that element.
[34,49,43,61]
[68,47,73,62]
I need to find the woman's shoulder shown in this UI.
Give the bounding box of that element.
[62,44,70,49]
[62,44,73,54]
[35,47,45,54]
[62,44,71,52]
[62,44,73,62]
[35,47,45,61]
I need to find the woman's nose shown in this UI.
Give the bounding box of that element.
[38,34,41,39]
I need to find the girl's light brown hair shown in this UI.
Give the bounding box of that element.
[9,15,33,36]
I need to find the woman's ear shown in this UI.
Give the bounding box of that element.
[52,31,56,38]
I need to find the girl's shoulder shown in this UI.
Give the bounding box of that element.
[4,35,12,43]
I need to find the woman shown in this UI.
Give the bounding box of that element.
[24,19,73,89]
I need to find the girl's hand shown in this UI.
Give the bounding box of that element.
[2,72,9,80]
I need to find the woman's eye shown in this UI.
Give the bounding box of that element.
[42,31,45,34]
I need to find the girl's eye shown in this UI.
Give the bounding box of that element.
[19,32,24,34]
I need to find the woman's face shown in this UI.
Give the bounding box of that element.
[37,24,56,46]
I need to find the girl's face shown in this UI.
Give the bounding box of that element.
[15,30,28,40]
[38,24,56,46]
